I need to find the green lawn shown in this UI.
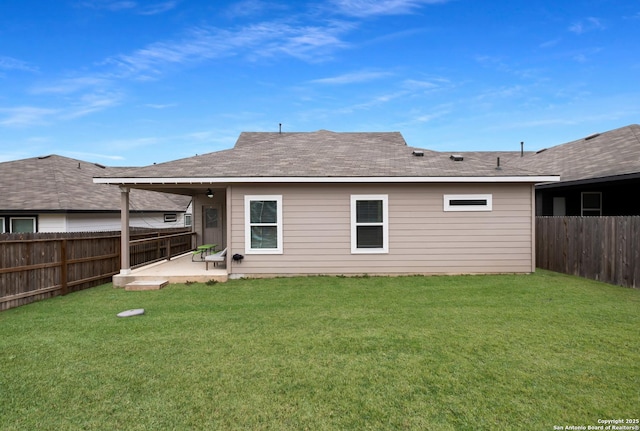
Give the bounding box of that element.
[1,271,638,430]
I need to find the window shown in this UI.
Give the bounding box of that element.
[245,195,283,254]
[581,192,602,216]
[553,197,566,216]
[205,208,218,228]
[10,217,36,233]
[444,194,492,212]
[164,213,177,223]
[351,195,388,254]
[0,217,4,233]
[184,214,192,227]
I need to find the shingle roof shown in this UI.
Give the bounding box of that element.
[98,130,554,179]
[0,155,191,212]
[511,124,640,183]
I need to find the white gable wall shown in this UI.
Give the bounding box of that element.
[38,214,68,232]
[36,212,187,232]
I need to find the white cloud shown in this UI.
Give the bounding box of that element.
[64,151,125,161]
[223,0,277,19]
[62,92,123,119]
[0,106,58,127]
[569,47,603,63]
[30,77,111,95]
[337,90,410,113]
[80,1,137,11]
[310,70,392,84]
[539,38,561,49]
[144,103,176,109]
[330,0,448,17]
[476,85,526,101]
[402,78,450,91]
[104,20,352,78]
[139,1,179,15]
[396,104,452,126]
[79,0,178,14]
[0,91,121,127]
[0,56,38,73]
[97,136,162,151]
[569,17,605,34]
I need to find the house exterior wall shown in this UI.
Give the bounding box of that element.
[36,212,188,232]
[228,182,535,277]
[536,177,640,216]
[38,214,67,232]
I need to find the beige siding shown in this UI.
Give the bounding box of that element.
[229,183,534,276]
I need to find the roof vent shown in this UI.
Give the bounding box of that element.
[450,155,464,161]
[584,133,600,140]
[412,150,424,157]
[536,148,547,154]
[94,163,106,169]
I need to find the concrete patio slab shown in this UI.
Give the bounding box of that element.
[113,253,228,287]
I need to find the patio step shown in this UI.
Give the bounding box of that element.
[125,279,169,291]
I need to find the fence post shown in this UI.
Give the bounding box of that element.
[60,239,68,296]
[119,187,131,275]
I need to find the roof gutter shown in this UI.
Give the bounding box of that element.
[94,175,561,185]
[536,172,640,189]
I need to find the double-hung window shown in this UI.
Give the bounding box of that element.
[245,195,283,254]
[351,195,388,254]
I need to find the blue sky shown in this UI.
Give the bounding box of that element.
[1,0,639,166]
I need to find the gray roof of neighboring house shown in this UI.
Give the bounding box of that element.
[98,130,555,180]
[0,155,191,212]
[511,124,640,184]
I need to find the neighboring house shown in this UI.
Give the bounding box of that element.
[95,130,558,278]
[516,124,640,216]
[0,155,192,233]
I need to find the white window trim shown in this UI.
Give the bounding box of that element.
[0,217,5,233]
[245,195,283,254]
[351,194,389,254]
[581,192,602,216]
[10,216,36,233]
[184,214,192,227]
[444,194,493,212]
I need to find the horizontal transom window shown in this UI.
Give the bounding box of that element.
[444,194,492,212]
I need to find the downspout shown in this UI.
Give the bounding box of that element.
[120,186,131,275]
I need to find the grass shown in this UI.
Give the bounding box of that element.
[1,271,639,430]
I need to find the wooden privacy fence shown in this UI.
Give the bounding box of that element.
[536,216,640,288]
[0,229,195,311]
[129,231,194,268]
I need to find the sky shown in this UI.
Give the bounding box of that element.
[1,0,639,166]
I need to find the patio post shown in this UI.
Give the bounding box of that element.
[120,186,131,275]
